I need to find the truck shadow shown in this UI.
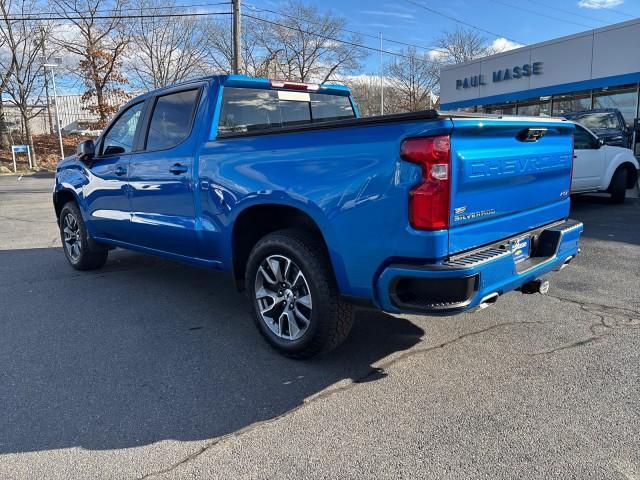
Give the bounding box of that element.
[0,247,424,454]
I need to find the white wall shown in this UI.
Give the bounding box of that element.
[440,18,640,106]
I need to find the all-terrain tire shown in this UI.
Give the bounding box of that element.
[59,202,109,271]
[245,228,354,359]
[608,167,628,204]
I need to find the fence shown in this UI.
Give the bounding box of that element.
[0,93,120,171]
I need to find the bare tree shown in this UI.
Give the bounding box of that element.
[385,48,439,113]
[203,18,268,76]
[0,0,52,163]
[52,0,131,124]
[0,28,12,149]
[252,0,367,83]
[346,75,394,117]
[129,0,209,90]
[435,27,492,65]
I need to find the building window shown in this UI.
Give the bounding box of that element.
[486,103,515,115]
[552,92,591,116]
[592,85,638,127]
[517,98,551,117]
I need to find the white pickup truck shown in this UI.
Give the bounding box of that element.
[571,122,639,203]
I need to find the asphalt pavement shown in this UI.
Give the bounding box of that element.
[0,174,638,479]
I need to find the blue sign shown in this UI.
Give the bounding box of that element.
[12,145,29,153]
[456,62,543,90]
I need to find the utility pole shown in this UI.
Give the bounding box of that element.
[43,63,65,160]
[39,27,54,134]
[380,32,384,116]
[232,0,242,74]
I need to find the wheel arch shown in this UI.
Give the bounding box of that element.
[229,202,346,292]
[605,155,639,190]
[53,188,80,221]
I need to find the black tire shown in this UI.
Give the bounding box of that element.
[245,228,354,359]
[608,167,627,204]
[59,202,108,270]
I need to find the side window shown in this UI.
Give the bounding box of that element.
[574,125,596,150]
[101,102,144,156]
[146,89,199,151]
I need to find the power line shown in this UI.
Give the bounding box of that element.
[243,13,421,60]
[6,2,433,61]
[591,4,636,19]
[4,11,232,21]
[403,0,523,44]
[489,0,598,29]
[14,1,231,17]
[526,0,609,24]
[244,2,447,55]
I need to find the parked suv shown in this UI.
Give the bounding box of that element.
[54,75,582,358]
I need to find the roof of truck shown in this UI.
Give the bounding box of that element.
[127,74,352,103]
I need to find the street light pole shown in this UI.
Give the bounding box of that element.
[380,32,384,116]
[43,64,65,160]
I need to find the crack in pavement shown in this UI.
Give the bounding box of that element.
[138,295,640,478]
[138,319,549,479]
[529,294,640,355]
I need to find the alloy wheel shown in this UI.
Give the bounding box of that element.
[254,254,313,341]
[62,213,82,262]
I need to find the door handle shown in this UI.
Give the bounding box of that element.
[114,166,127,176]
[169,163,188,175]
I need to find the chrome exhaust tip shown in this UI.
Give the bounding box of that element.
[474,292,499,312]
[559,256,573,270]
[520,279,550,295]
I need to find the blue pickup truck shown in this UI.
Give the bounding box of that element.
[54,75,583,358]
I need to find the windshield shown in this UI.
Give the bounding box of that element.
[566,112,621,130]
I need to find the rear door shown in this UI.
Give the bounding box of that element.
[128,86,203,256]
[448,118,574,254]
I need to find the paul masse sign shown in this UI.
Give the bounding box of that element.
[456,62,543,89]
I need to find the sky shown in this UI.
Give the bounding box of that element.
[249,0,640,73]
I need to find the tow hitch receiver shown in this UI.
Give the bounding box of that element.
[520,279,550,295]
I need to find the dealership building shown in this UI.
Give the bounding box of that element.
[439,18,640,155]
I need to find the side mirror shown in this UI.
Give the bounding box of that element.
[597,138,605,148]
[103,145,125,156]
[76,140,95,161]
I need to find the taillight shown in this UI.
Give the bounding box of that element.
[269,79,320,91]
[400,135,451,230]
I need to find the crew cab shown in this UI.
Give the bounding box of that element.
[54,75,583,358]
[571,122,639,203]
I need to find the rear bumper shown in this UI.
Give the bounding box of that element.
[375,219,583,314]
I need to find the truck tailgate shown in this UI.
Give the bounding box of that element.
[448,117,574,254]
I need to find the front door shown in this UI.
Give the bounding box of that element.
[572,124,606,192]
[85,101,145,241]
[128,87,202,257]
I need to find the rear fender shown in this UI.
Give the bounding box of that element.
[603,153,640,189]
[223,193,350,293]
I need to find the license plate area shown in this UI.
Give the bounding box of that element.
[510,235,531,263]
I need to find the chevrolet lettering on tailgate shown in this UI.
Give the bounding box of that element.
[468,153,571,179]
